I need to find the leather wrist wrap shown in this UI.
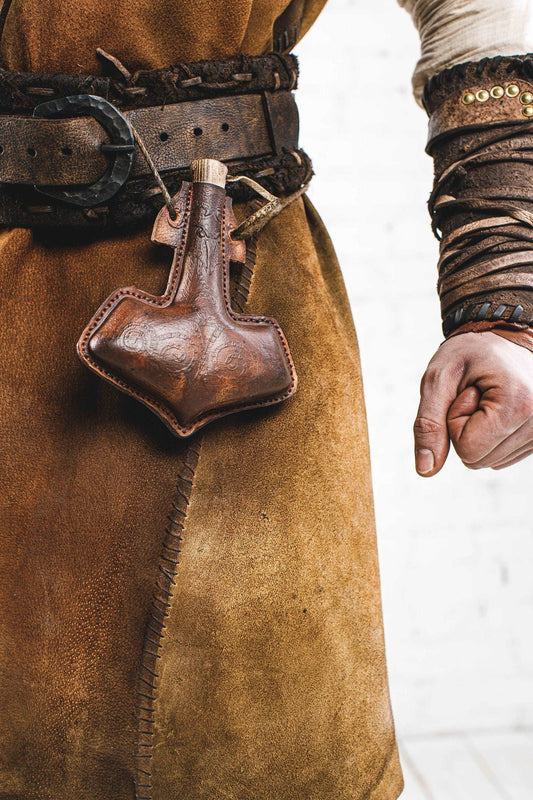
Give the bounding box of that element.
[424,54,533,336]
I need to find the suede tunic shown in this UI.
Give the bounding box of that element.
[0,2,403,800]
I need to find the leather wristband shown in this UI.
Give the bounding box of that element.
[424,54,533,337]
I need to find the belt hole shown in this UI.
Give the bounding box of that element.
[61,146,72,156]
[159,131,169,142]
[193,127,203,137]
[27,147,37,158]
[221,122,229,132]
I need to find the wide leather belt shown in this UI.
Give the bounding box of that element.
[0,52,312,229]
[0,91,298,186]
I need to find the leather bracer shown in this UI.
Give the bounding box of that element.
[424,54,533,337]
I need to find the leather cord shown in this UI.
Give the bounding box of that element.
[429,120,533,333]
[130,123,178,220]
[226,173,308,238]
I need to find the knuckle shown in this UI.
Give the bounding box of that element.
[413,416,441,437]
[420,358,464,394]
[454,433,490,467]
[420,367,439,392]
[454,439,478,464]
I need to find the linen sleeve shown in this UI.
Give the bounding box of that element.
[398,0,533,104]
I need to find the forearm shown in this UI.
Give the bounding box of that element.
[404,2,533,473]
[396,1,533,350]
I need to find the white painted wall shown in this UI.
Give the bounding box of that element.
[296,0,533,738]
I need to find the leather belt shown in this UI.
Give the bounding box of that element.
[0,53,311,229]
[0,91,299,187]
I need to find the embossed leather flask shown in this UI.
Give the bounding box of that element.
[77,159,297,436]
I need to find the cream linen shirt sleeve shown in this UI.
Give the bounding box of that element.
[398,0,533,103]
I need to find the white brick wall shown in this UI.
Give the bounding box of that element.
[296,0,533,738]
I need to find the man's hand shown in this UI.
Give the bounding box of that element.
[414,332,533,475]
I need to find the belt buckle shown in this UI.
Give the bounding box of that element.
[32,94,135,207]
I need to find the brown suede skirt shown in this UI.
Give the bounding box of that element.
[0,1,403,799]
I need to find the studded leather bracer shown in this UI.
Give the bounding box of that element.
[424,54,533,338]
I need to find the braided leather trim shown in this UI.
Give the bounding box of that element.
[0,147,312,231]
[442,301,532,337]
[0,53,299,113]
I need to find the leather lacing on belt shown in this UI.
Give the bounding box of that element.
[0,52,312,229]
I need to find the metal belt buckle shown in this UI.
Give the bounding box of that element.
[32,94,135,207]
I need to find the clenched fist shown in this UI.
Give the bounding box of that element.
[414,331,533,475]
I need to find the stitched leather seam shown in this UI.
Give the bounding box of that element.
[133,438,201,800]
[0,53,300,113]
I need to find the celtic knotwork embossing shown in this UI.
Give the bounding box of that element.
[214,342,248,377]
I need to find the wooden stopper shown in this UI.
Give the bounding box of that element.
[191,159,228,187]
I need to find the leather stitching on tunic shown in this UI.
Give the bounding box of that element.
[134,439,202,800]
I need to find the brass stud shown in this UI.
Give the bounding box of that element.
[523,105,533,117]
[475,89,490,102]
[462,92,476,105]
[490,85,504,98]
[520,91,533,105]
[506,84,520,97]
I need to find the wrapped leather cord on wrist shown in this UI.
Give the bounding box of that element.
[424,54,533,338]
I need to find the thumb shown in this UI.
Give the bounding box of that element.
[414,364,462,476]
